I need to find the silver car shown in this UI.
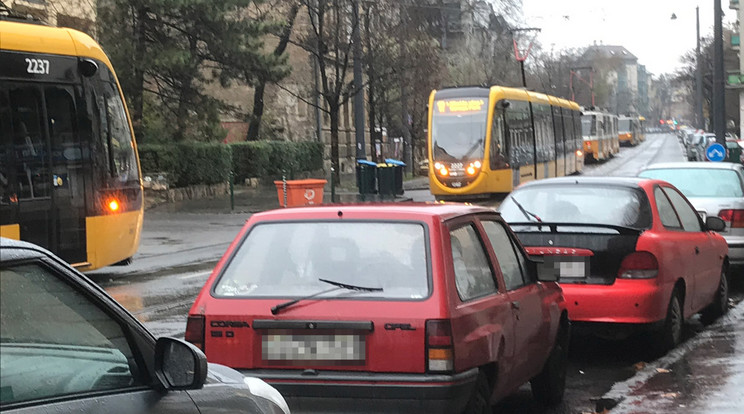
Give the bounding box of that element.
[638,162,744,269]
[0,237,290,414]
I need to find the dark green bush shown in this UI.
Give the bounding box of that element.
[138,142,231,187]
[139,140,324,187]
[229,140,324,182]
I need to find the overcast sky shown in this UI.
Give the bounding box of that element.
[522,0,738,77]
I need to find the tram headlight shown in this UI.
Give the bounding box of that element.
[434,162,442,170]
[576,150,583,157]
[473,160,482,168]
[466,166,476,175]
[438,167,449,176]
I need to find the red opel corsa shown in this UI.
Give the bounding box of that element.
[186,204,569,413]
[498,177,730,354]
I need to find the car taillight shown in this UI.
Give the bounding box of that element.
[426,319,453,372]
[185,315,205,351]
[718,209,744,228]
[618,251,658,279]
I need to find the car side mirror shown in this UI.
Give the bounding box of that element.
[705,216,726,232]
[154,337,208,391]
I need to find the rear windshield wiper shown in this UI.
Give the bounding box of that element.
[511,197,542,223]
[270,278,383,315]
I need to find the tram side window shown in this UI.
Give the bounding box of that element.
[8,87,50,200]
[102,84,139,184]
[552,106,565,157]
[490,107,508,170]
[1,92,12,207]
[504,101,533,167]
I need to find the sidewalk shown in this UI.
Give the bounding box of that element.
[602,298,744,414]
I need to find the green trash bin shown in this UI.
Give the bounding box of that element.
[377,163,396,196]
[356,159,377,194]
[384,158,406,195]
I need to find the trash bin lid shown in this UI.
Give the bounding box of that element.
[377,163,391,168]
[384,158,406,166]
[357,159,377,166]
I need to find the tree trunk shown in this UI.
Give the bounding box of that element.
[246,3,300,141]
[175,36,198,141]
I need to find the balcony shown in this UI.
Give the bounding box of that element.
[733,34,740,50]
[731,0,739,10]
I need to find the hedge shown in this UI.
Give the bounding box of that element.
[230,141,324,182]
[139,140,325,187]
[138,142,232,187]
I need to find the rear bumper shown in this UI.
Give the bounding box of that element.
[240,368,479,414]
[725,241,744,266]
[561,279,668,325]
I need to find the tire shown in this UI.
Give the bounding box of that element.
[652,291,683,356]
[701,268,729,325]
[462,370,491,414]
[531,322,569,406]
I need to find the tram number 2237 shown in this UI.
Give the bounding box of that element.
[25,58,50,75]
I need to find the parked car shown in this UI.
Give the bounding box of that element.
[497,177,729,355]
[186,204,570,413]
[724,138,743,164]
[0,237,290,414]
[687,132,715,161]
[639,162,744,269]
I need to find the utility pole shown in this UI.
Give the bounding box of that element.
[352,0,366,160]
[695,6,704,130]
[399,1,413,171]
[510,27,540,88]
[713,0,726,145]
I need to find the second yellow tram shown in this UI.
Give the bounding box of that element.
[427,86,584,199]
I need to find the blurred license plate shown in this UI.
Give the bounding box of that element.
[558,258,588,278]
[263,333,365,362]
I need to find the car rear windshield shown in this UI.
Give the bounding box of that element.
[500,185,652,229]
[213,221,429,300]
[639,168,744,198]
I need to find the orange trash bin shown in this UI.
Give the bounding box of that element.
[274,179,327,207]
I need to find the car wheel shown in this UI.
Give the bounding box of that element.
[652,290,683,356]
[462,370,491,414]
[530,321,569,406]
[701,267,729,325]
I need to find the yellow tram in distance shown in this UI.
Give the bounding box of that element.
[580,108,619,161]
[618,115,647,146]
[427,86,584,199]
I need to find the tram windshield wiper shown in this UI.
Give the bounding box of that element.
[511,197,542,223]
[270,278,383,315]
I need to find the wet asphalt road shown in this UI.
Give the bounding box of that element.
[87,132,743,414]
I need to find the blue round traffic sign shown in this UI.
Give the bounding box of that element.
[706,143,726,162]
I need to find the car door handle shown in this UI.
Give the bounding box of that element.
[511,301,520,310]
[695,246,700,255]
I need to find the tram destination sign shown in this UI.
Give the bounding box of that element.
[0,50,80,82]
[435,98,487,114]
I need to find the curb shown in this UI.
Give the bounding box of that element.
[599,298,744,412]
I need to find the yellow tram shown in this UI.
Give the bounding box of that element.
[427,86,584,199]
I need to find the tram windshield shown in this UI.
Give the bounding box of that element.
[431,97,488,163]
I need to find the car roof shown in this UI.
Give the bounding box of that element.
[0,237,48,261]
[513,176,649,190]
[642,162,743,171]
[249,202,498,222]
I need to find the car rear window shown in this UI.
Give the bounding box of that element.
[500,185,652,229]
[639,168,744,198]
[213,221,429,300]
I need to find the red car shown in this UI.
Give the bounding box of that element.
[498,177,730,354]
[186,204,569,413]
